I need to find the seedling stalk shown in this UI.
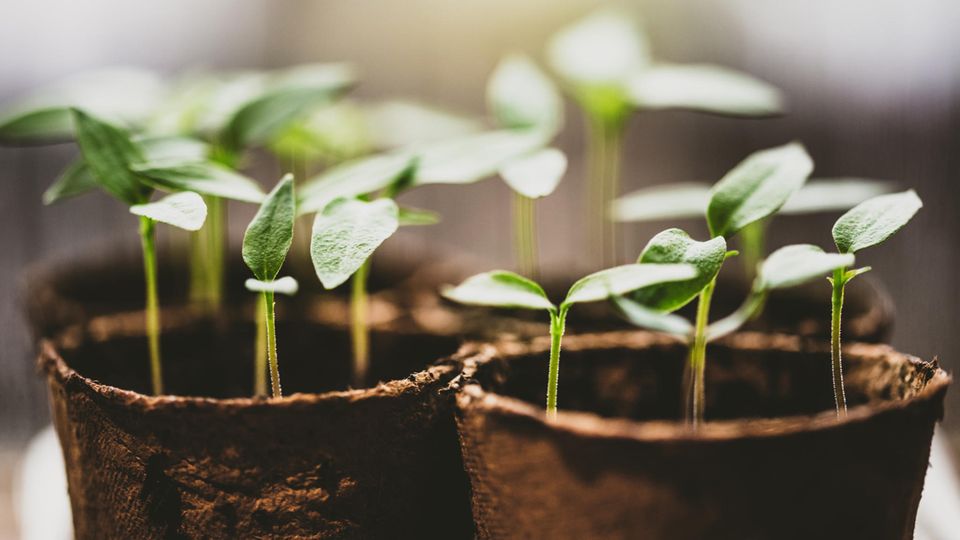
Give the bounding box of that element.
[351,258,371,386]
[138,216,163,395]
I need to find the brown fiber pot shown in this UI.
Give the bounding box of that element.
[39,313,474,539]
[453,331,949,540]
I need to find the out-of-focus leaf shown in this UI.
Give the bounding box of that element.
[363,100,482,149]
[488,54,563,133]
[832,190,922,254]
[499,147,567,199]
[757,244,855,291]
[442,270,554,311]
[244,276,299,296]
[130,191,207,231]
[243,176,295,281]
[547,9,650,87]
[627,64,784,116]
[613,295,693,336]
[413,129,548,185]
[298,153,416,214]
[71,109,151,205]
[632,229,726,312]
[610,182,710,222]
[781,178,898,214]
[134,161,264,203]
[310,198,399,289]
[563,263,697,307]
[398,206,440,226]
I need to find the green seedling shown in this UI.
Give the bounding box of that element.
[611,177,899,278]
[826,190,922,416]
[242,176,297,398]
[607,142,814,427]
[443,264,697,418]
[487,54,567,278]
[546,9,784,265]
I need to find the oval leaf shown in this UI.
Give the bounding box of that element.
[134,161,265,203]
[242,176,295,281]
[706,142,813,238]
[244,276,299,296]
[832,190,922,254]
[130,191,207,231]
[547,9,650,87]
[441,270,554,311]
[613,295,693,337]
[627,64,784,116]
[610,182,710,223]
[310,198,399,289]
[413,129,549,185]
[72,108,151,205]
[364,100,482,149]
[222,87,336,153]
[487,54,563,133]
[781,178,898,215]
[499,147,567,199]
[563,263,697,307]
[299,153,415,214]
[632,229,726,312]
[758,244,855,291]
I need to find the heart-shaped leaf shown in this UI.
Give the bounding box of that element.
[398,206,440,226]
[244,276,299,296]
[413,129,549,185]
[310,198,399,289]
[832,190,922,254]
[707,142,813,238]
[627,64,783,116]
[72,108,151,205]
[613,295,694,336]
[547,9,650,87]
[130,191,207,231]
[134,161,264,203]
[499,147,567,199]
[563,263,697,307]
[243,175,295,281]
[757,244,855,291]
[298,153,415,214]
[442,271,554,311]
[487,54,563,133]
[632,229,726,312]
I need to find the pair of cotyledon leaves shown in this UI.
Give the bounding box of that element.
[243,176,401,294]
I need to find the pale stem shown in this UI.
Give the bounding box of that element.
[831,268,848,417]
[351,258,371,387]
[546,307,568,420]
[513,193,539,279]
[686,278,716,429]
[264,290,281,398]
[139,216,163,395]
[254,293,267,397]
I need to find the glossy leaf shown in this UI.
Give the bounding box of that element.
[299,153,416,214]
[613,295,693,336]
[499,147,567,199]
[72,109,150,205]
[134,161,264,203]
[441,270,554,311]
[632,229,726,312]
[242,176,295,281]
[130,191,207,231]
[547,9,650,87]
[832,190,922,254]
[310,198,399,289]
[627,64,783,116]
[244,276,299,296]
[706,142,813,238]
[413,129,548,185]
[563,263,697,307]
[757,244,855,291]
[487,54,563,133]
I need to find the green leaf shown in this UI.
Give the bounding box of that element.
[413,129,549,185]
[441,270,554,311]
[499,147,567,199]
[610,182,710,222]
[129,191,207,231]
[781,178,898,215]
[43,160,99,205]
[632,229,726,312]
[298,153,416,214]
[706,142,813,238]
[135,135,210,162]
[832,190,922,254]
[705,292,766,342]
[626,63,784,116]
[365,100,482,149]
[757,244,855,291]
[563,263,698,307]
[310,198,399,289]
[844,266,872,282]
[242,175,296,281]
[398,206,440,226]
[71,108,151,205]
[612,295,693,336]
[221,87,336,153]
[487,54,563,133]
[244,276,299,296]
[547,9,650,87]
[133,161,265,203]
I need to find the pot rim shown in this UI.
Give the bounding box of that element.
[454,330,950,443]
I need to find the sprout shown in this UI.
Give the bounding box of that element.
[443,264,697,418]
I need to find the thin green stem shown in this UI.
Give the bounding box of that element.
[513,193,539,279]
[351,258,371,387]
[831,268,848,417]
[264,290,281,398]
[546,307,568,420]
[254,294,267,397]
[584,113,626,267]
[739,221,766,281]
[139,216,163,395]
[686,278,716,429]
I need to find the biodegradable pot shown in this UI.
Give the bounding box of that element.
[454,331,949,540]
[39,314,475,539]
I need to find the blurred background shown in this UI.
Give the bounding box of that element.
[1,0,959,537]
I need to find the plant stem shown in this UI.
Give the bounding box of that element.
[513,193,539,279]
[739,220,766,281]
[585,112,626,268]
[263,290,281,398]
[254,293,267,397]
[831,268,848,417]
[139,216,163,395]
[351,258,371,387]
[546,307,568,420]
[686,277,716,429]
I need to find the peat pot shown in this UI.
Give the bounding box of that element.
[39,312,475,539]
[454,331,949,540]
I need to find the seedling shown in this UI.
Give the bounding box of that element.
[546,9,783,265]
[242,176,297,398]
[607,142,815,427]
[443,264,697,418]
[826,190,922,416]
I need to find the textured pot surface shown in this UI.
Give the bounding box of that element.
[455,331,948,540]
[40,316,474,539]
